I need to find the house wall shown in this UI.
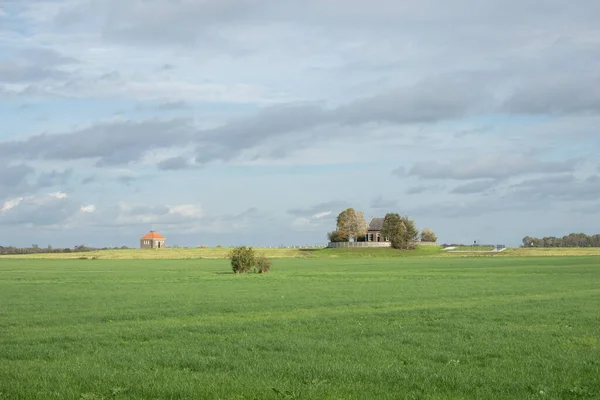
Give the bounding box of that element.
[365,230,390,242]
[140,239,166,249]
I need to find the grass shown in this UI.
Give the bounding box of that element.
[4,246,600,260]
[1,255,599,399]
[443,245,496,252]
[0,245,444,260]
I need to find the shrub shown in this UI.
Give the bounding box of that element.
[421,228,438,242]
[230,246,256,274]
[256,254,272,274]
[327,230,347,242]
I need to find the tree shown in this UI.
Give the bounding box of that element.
[230,246,256,274]
[381,213,419,250]
[335,208,367,242]
[327,230,347,242]
[381,213,406,249]
[421,228,437,243]
[401,216,419,248]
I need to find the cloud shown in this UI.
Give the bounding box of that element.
[288,201,348,218]
[408,156,579,180]
[157,156,197,171]
[156,100,189,110]
[36,169,73,188]
[0,164,34,192]
[370,195,398,209]
[334,75,491,125]
[507,174,600,201]
[451,179,498,194]
[288,201,349,231]
[0,46,76,83]
[0,192,78,227]
[49,192,68,199]
[0,76,497,169]
[80,204,96,213]
[406,185,442,195]
[0,118,194,166]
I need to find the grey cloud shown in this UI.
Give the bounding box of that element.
[0,118,195,166]
[370,195,398,209]
[0,62,70,83]
[392,167,406,177]
[0,195,79,227]
[127,204,171,217]
[157,101,189,111]
[117,176,139,186]
[36,169,73,188]
[0,164,34,199]
[97,0,264,49]
[451,180,498,194]
[287,201,349,218]
[0,71,503,168]
[157,156,196,171]
[0,46,76,83]
[0,164,34,189]
[407,174,600,219]
[99,71,122,81]
[508,174,600,201]
[406,185,443,195]
[335,75,491,125]
[81,175,97,185]
[408,156,579,180]
[504,74,600,116]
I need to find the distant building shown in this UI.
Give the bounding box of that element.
[365,217,390,243]
[140,231,166,249]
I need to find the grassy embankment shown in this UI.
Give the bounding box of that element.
[3,245,600,259]
[1,255,599,399]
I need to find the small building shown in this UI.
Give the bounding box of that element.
[365,217,390,243]
[140,231,166,249]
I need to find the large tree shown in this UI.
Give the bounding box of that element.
[335,208,367,242]
[381,213,405,249]
[420,228,437,243]
[381,213,419,250]
[402,216,419,249]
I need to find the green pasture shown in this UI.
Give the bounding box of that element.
[1,255,599,399]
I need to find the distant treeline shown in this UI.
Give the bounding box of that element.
[522,233,600,248]
[0,244,129,255]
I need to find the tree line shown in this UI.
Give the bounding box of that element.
[327,208,437,250]
[522,233,600,248]
[0,244,129,255]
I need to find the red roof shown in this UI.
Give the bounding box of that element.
[141,231,165,239]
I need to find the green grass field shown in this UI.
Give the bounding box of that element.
[1,254,599,399]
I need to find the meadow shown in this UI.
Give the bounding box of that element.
[1,252,599,399]
[3,245,600,260]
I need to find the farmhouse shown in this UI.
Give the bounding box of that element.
[140,231,166,249]
[365,217,390,243]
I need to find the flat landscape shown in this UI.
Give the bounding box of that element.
[1,251,599,399]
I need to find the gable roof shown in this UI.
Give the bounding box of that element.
[368,217,385,231]
[141,231,165,239]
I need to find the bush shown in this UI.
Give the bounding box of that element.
[327,230,347,242]
[421,228,438,242]
[256,254,272,274]
[230,246,256,274]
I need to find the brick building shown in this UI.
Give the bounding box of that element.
[140,231,166,249]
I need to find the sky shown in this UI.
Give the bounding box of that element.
[1,0,599,248]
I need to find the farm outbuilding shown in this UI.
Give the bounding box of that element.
[140,231,166,249]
